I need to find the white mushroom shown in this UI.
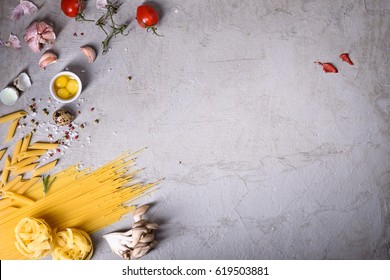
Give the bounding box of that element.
[102,229,134,259]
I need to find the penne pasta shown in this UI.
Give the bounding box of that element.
[1,156,11,184]
[0,110,27,124]
[29,142,59,150]
[1,175,22,192]
[0,148,6,161]
[16,177,40,195]
[17,150,46,160]
[5,119,19,143]
[8,157,39,172]
[11,139,23,165]
[20,133,32,154]
[12,163,38,176]
[0,191,35,205]
[32,160,58,177]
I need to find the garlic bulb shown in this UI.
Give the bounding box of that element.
[103,204,158,260]
[80,46,96,63]
[24,21,56,53]
[39,51,57,69]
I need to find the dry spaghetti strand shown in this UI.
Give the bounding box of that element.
[0,151,157,259]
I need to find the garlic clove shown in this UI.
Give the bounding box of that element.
[13,72,32,91]
[39,51,57,69]
[80,46,96,63]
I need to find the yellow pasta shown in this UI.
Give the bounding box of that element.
[14,217,53,259]
[5,118,19,143]
[52,228,93,260]
[11,139,23,165]
[8,156,39,172]
[12,163,38,176]
[31,160,58,177]
[17,150,46,160]
[16,177,40,195]
[1,176,22,192]
[0,191,35,205]
[0,151,157,260]
[0,110,27,124]
[20,133,32,154]
[0,148,6,161]
[29,142,59,150]
[1,155,11,184]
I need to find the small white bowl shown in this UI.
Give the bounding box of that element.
[50,71,82,103]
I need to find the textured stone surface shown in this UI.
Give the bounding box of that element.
[0,0,389,259]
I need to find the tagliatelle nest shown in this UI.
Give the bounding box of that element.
[52,228,93,260]
[14,217,53,259]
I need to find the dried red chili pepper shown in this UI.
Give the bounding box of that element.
[339,53,354,65]
[315,62,338,73]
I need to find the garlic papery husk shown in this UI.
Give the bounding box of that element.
[39,51,57,69]
[0,87,19,105]
[13,72,32,91]
[80,46,96,63]
[10,1,38,20]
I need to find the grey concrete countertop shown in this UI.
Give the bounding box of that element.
[0,0,389,259]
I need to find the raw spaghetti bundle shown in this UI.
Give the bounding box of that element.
[0,151,158,259]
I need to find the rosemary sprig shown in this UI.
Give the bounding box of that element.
[96,1,129,54]
[42,175,56,197]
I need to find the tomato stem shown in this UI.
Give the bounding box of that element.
[96,1,128,54]
[75,0,94,22]
[146,26,163,37]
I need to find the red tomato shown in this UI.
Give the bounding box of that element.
[61,0,83,18]
[136,4,159,28]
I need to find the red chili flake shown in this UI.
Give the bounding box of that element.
[315,62,338,73]
[90,107,95,111]
[49,153,54,157]
[74,135,79,140]
[48,133,52,138]
[73,32,77,36]
[339,53,354,65]
[32,103,36,107]
[56,148,61,153]
[65,131,69,135]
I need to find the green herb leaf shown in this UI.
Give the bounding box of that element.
[42,175,56,197]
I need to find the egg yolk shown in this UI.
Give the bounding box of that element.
[57,88,71,99]
[55,76,68,88]
[66,79,79,95]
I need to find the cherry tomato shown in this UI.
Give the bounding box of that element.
[61,0,83,18]
[136,4,159,28]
